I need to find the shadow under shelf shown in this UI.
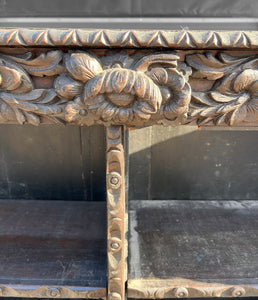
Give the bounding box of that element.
[128,200,258,298]
[0,200,106,298]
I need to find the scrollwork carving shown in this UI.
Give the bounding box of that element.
[0,49,257,127]
[0,51,65,125]
[186,52,258,126]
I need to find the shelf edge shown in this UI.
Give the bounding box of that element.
[128,278,258,298]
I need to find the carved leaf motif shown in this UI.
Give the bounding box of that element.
[209,91,238,103]
[0,89,64,125]
[233,69,258,92]
[10,51,64,76]
[0,66,22,91]
[54,74,83,100]
[133,53,179,71]
[0,56,33,93]
[65,52,103,83]
[186,52,249,80]
[187,53,258,126]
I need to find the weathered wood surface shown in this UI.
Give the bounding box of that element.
[0,29,256,48]
[0,200,106,298]
[106,126,126,300]
[0,48,256,127]
[128,200,258,298]
[0,26,256,300]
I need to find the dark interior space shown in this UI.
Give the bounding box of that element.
[0,125,106,201]
[129,127,258,201]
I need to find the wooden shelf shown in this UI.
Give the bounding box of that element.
[0,200,106,298]
[128,200,258,298]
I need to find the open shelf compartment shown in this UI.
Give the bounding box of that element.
[0,200,106,298]
[128,200,258,298]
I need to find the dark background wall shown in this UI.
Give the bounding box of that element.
[129,127,258,200]
[0,0,257,18]
[0,125,106,201]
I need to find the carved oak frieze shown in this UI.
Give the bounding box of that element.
[0,49,257,127]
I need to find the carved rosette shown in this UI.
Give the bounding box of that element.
[61,52,191,126]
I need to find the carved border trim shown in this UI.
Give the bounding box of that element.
[106,126,126,300]
[0,29,257,49]
[128,278,258,298]
[0,284,106,299]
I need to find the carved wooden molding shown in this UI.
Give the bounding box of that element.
[0,49,257,127]
[128,278,258,298]
[0,27,257,299]
[0,284,106,299]
[106,126,126,300]
[0,29,257,49]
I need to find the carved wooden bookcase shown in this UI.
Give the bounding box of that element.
[0,28,257,299]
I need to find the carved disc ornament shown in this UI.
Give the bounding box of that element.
[0,48,257,127]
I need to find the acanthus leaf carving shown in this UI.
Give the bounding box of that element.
[0,55,33,93]
[0,51,66,125]
[9,50,64,76]
[186,52,258,126]
[0,89,64,125]
[0,49,257,127]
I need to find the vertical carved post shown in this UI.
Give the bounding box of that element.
[106,125,126,300]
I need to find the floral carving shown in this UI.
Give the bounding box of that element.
[0,51,65,125]
[0,49,257,127]
[186,52,258,126]
[61,51,191,126]
[147,64,191,120]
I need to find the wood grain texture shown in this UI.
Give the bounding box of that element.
[106,126,126,300]
[0,49,257,127]
[0,200,106,298]
[128,200,258,298]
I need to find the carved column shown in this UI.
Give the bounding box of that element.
[106,125,126,300]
